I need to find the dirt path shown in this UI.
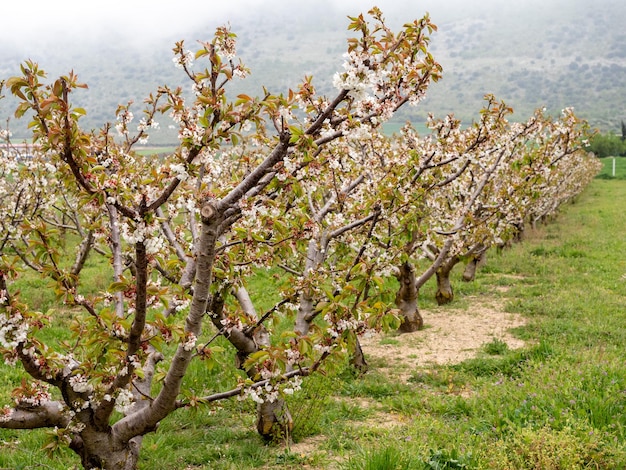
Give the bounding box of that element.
[360,296,526,382]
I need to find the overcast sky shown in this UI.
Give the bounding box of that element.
[1,0,500,50]
[3,0,624,131]
[2,1,407,37]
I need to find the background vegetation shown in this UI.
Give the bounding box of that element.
[588,131,626,158]
[1,0,625,145]
[0,155,623,469]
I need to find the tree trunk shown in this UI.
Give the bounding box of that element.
[256,398,294,442]
[349,336,368,373]
[462,258,478,282]
[253,323,293,442]
[435,263,455,305]
[230,288,294,442]
[462,250,487,282]
[70,430,141,470]
[395,261,423,333]
[513,222,525,243]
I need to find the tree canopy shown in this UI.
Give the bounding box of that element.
[0,8,599,470]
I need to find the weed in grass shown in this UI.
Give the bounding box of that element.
[380,337,401,346]
[274,448,318,467]
[342,445,416,470]
[335,400,372,420]
[340,371,410,399]
[480,423,626,469]
[423,448,473,469]
[408,368,465,390]
[451,341,553,378]
[342,444,475,470]
[482,337,509,355]
[382,394,426,416]
[325,424,361,452]
[286,373,334,442]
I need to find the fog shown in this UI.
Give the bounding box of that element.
[0,0,596,69]
[1,0,550,49]
[2,0,625,134]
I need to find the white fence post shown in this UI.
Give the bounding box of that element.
[613,157,616,177]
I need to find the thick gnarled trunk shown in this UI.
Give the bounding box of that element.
[395,261,423,333]
[462,250,487,282]
[70,430,141,470]
[435,254,460,305]
[435,268,454,305]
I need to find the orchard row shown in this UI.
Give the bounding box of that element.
[0,9,599,469]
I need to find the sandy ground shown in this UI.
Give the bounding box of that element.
[360,296,526,382]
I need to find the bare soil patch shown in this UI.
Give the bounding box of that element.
[360,296,526,383]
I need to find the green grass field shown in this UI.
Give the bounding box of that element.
[2,158,626,469]
[595,156,626,180]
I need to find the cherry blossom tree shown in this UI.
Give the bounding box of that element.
[0,8,600,469]
[425,104,598,304]
[0,10,444,469]
[363,97,526,324]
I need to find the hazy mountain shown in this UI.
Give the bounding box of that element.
[1,0,624,144]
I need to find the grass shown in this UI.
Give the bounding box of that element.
[3,159,626,468]
[595,155,626,180]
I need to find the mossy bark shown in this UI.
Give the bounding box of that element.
[462,250,487,282]
[435,268,454,305]
[395,261,423,333]
[435,256,459,305]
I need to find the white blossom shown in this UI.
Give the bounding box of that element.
[68,374,93,394]
[183,332,197,351]
[173,50,194,69]
[0,405,14,423]
[114,388,135,414]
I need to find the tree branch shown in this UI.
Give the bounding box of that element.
[0,401,69,430]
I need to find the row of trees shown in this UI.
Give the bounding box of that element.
[0,9,600,470]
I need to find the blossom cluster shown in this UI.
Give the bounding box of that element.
[239,375,303,405]
[214,26,237,59]
[115,109,134,136]
[172,49,194,69]
[333,51,387,102]
[119,220,166,256]
[13,381,51,408]
[68,374,93,394]
[0,310,29,350]
[324,314,366,340]
[114,388,136,414]
[0,405,13,422]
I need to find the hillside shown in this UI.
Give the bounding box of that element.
[1,0,625,144]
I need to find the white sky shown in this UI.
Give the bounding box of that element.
[3,0,524,50]
[2,0,428,43]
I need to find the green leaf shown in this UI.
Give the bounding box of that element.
[109,281,128,292]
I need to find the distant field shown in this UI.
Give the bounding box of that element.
[596,156,626,179]
[383,119,431,136]
[135,146,176,156]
